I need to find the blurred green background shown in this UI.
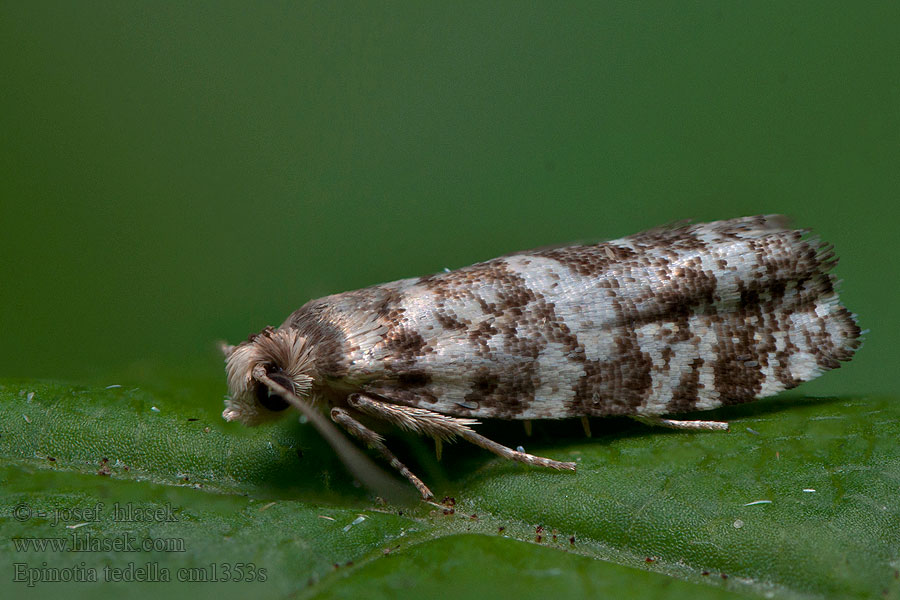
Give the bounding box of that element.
[2,4,900,600]
[1,2,897,403]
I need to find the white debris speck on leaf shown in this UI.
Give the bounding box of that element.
[317,515,335,521]
[298,415,308,424]
[259,502,276,511]
[66,522,90,530]
[745,427,760,435]
[150,406,161,412]
[443,267,451,273]
[343,515,366,532]
[516,446,525,453]
[743,500,772,506]
[802,488,816,493]
[23,414,31,424]
[26,392,34,402]
[733,519,744,529]
[105,384,122,389]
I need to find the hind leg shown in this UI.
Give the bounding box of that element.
[632,415,729,431]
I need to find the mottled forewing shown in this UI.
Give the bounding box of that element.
[341,216,859,420]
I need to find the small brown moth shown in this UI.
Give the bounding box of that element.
[222,216,860,501]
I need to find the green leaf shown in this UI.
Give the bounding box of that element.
[1,380,898,600]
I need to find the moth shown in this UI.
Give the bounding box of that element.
[222,215,861,501]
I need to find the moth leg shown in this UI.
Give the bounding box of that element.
[580,416,592,438]
[632,415,729,432]
[348,394,577,472]
[329,407,435,501]
[347,393,480,441]
[459,429,577,471]
[434,437,443,461]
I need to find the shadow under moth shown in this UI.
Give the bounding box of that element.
[222,215,861,501]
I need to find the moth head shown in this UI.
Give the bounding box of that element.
[223,327,316,426]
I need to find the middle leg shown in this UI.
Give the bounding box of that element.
[348,393,577,471]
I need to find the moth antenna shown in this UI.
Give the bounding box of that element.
[251,365,414,504]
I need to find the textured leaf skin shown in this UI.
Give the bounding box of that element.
[1,380,898,600]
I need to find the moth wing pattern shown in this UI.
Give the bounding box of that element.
[293,215,860,421]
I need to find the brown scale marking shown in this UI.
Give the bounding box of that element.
[495,283,537,310]
[670,314,693,342]
[468,321,498,357]
[487,266,583,359]
[612,245,637,259]
[711,309,766,403]
[831,307,861,356]
[535,245,616,278]
[383,309,406,322]
[754,324,776,371]
[568,331,653,416]
[602,245,638,261]
[666,357,703,413]
[660,346,675,369]
[466,266,585,413]
[476,297,500,316]
[373,290,405,320]
[464,367,538,418]
[681,266,718,306]
[365,385,439,407]
[528,299,583,355]
[422,261,511,300]
[381,328,428,373]
[624,223,704,249]
[397,371,432,387]
[772,303,802,389]
[739,287,760,309]
[811,315,842,369]
[434,311,468,331]
[465,369,498,402]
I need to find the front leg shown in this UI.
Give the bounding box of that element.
[329,407,435,501]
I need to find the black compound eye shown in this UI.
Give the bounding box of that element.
[255,366,291,412]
